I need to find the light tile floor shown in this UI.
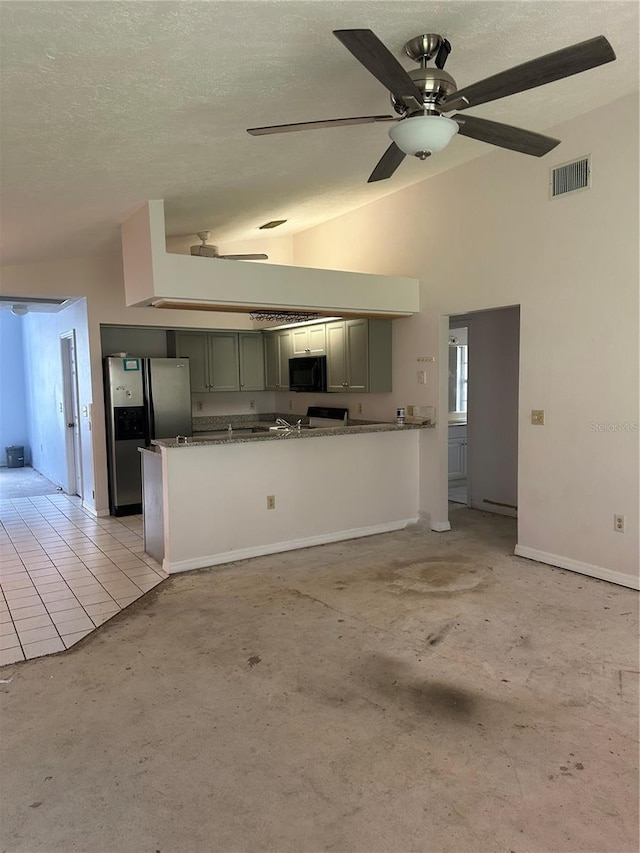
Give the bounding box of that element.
[0,493,167,665]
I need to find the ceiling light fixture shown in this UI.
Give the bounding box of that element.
[388,115,459,159]
[11,304,28,316]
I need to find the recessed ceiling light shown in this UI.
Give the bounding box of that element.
[258,219,287,230]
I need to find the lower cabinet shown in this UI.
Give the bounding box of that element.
[325,319,392,393]
[448,425,467,480]
[173,331,264,392]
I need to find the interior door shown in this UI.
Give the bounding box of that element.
[60,331,82,497]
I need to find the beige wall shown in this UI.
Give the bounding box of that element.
[291,93,639,583]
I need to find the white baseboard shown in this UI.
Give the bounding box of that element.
[514,545,639,590]
[165,518,418,575]
[431,521,452,532]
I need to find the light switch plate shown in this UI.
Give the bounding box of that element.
[531,409,545,425]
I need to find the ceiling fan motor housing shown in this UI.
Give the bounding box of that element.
[391,67,458,115]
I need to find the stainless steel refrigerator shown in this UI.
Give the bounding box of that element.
[104,356,192,516]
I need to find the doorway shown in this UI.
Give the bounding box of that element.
[448,324,469,504]
[448,307,520,518]
[60,331,83,497]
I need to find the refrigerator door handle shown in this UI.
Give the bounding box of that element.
[144,359,154,445]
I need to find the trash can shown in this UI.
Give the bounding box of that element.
[5,446,24,468]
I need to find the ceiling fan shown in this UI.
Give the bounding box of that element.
[247,29,616,182]
[190,232,268,260]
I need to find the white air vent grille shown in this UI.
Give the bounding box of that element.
[550,156,590,199]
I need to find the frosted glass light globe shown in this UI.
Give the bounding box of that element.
[389,115,459,156]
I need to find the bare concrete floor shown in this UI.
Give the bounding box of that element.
[1,507,638,853]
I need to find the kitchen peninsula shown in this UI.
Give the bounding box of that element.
[141,417,430,573]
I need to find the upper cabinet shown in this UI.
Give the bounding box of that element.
[238,333,265,391]
[172,331,264,392]
[170,318,392,395]
[291,324,326,356]
[264,330,292,390]
[325,319,392,393]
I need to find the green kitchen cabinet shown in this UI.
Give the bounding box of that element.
[264,330,292,390]
[325,319,392,393]
[173,331,240,392]
[238,333,265,391]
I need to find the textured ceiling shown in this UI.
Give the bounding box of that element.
[1,0,638,265]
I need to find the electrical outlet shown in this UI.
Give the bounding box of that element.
[289,400,293,411]
[406,405,414,416]
[358,403,363,415]
[266,495,276,510]
[531,409,545,425]
[249,399,255,410]
[196,400,203,412]
[417,371,427,384]
[614,514,625,533]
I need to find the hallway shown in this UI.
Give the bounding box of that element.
[0,491,166,664]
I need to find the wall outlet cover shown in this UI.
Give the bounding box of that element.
[531,409,545,425]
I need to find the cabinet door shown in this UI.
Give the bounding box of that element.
[174,332,209,392]
[239,334,265,391]
[448,437,466,480]
[345,319,368,391]
[307,324,326,354]
[264,333,280,390]
[326,322,347,392]
[277,331,292,390]
[208,333,240,392]
[263,331,291,389]
[291,327,310,355]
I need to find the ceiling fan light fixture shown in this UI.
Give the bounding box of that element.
[389,115,459,157]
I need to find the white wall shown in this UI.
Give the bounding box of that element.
[161,431,419,571]
[291,94,639,584]
[22,300,92,493]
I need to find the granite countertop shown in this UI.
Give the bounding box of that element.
[152,413,434,449]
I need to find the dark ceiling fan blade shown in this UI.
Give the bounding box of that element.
[368,142,406,183]
[453,114,561,156]
[435,38,451,70]
[442,35,616,112]
[334,29,424,106]
[247,115,395,136]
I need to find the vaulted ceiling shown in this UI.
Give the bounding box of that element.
[1,0,638,265]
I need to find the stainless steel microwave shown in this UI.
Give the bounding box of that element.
[289,355,327,393]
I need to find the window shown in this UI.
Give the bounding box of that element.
[448,329,468,416]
